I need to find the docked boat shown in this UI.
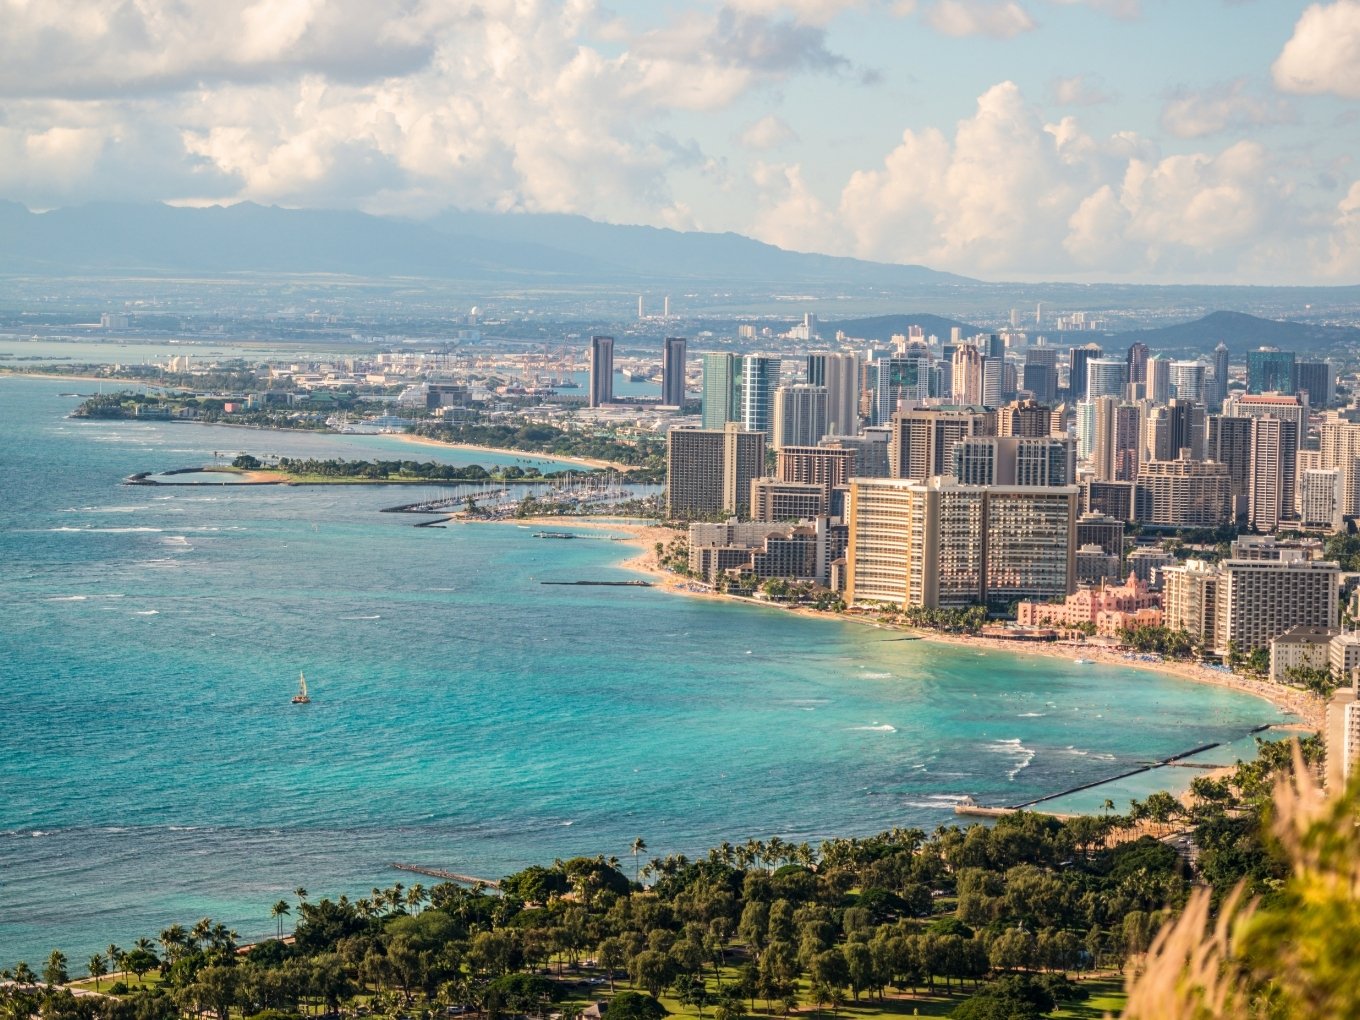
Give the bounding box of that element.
[292,672,311,703]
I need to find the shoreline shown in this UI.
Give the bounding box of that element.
[394,432,631,472]
[466,511,1321,734]
[595,521,1323,732]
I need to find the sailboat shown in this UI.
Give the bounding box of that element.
[292,672,311,704]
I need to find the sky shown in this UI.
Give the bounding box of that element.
[1,0,1359,284]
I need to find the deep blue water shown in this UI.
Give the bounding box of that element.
[0,376,1285,968]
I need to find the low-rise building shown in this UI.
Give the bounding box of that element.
[1270,625,1338,682]
[1015,574,1161,637]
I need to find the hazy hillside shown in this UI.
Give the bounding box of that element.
[1117,310,1360,356]
[0,202,972,289]
[430,209,973,287]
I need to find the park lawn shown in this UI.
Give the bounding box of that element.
[1052,977,1126,1018]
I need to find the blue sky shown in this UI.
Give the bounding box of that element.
[1,0,1357,284]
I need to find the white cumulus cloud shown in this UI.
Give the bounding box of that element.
[748,80,1330,281]
[1161,78,1294,139]
[1273,0,1360,98]
[923,1,1036,38]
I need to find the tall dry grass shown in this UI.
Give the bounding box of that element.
[1120,744,1360,1019]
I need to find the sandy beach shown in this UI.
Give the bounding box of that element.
[605,527,1325,733]
[395,432,632,472]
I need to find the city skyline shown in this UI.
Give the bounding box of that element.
[2,1,1358,285]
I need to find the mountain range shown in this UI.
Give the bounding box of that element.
[0,201,969,288]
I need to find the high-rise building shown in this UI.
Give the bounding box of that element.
[1147,354,1172,404]
[1224,393,1307,450]
[1300,469,1345,531]
[1207,414,1254,519]
[665,423,766,518]
[951,345,986,405]
[998,399,1054,438]
[1297,361,1334,408]
[806,352,860,438]
[588,335,614,407]
[1248,416,1299,533]
[749,478,827,522]
[1247,348,1297,395]
[1214,557,1340,654]
[740,355,782,439]
[1126,342,1150,392]
[845,477,1077,608]
[1023,348,1059,403]
[1170,361,1207,403]
[661,337,687,407]
[1148,399,1207,462]
[701,352,741,429]
[888,407,995,480]
[870,353,931,425]
[1075,399,1098,460]
[1209,342,1230,411]
[772,384,828,451]
[1084,479,1135,522]
[1077,512,1125,559]
[832,431,890,478]
[1086,358,1129,400]
[951,436,1075,486]
[1068,344,1103,402]
[1319,414,1360,517]
[778,444,857,513]
[1136,455,1232,527]
[982,356,1005,407]
[1092,397,1143,482]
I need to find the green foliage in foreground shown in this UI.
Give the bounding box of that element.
[1,738,1333,1020]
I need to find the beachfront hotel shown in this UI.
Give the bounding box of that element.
[845,476,1078,609]
[665,423,766,518]
[1163,555,1342,655]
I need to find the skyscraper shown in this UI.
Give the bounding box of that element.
[772,384,828,451]
[1247,348,1297,395]
[1086,359,1129,400]
[845,477,1077,608]
[740,355,782,439]
[1149,399,1206,461]
[1248,417,1299,533]
[701,352,741,429]
[588,335,614,407]
[1023,347,1058,403]
[1297,360,1334,407]
[1068,344,1103,401]
[661,336,687,407]
[1170,361,1207,403]
[1092,398,1142,482]
[806,351,860,438]
[1147,354,1172,404]
[665,423,766,518]
[1210,342,1230,410]
[870,353,931,425]
[1207,414,1254,519]
[1126,342,1150,392]
[952,345,986,405]
[889,407,995,480]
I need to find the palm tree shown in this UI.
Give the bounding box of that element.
[106,945,122,978]
[88,953,107,992]
[294,886,308,905]
[405,883,426,911]
[271,899,291,939]
[630,837,647,884]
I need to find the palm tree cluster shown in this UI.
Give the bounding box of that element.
[0,738,1336,1020]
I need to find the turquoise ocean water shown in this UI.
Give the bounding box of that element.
[0,376,1287,968]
